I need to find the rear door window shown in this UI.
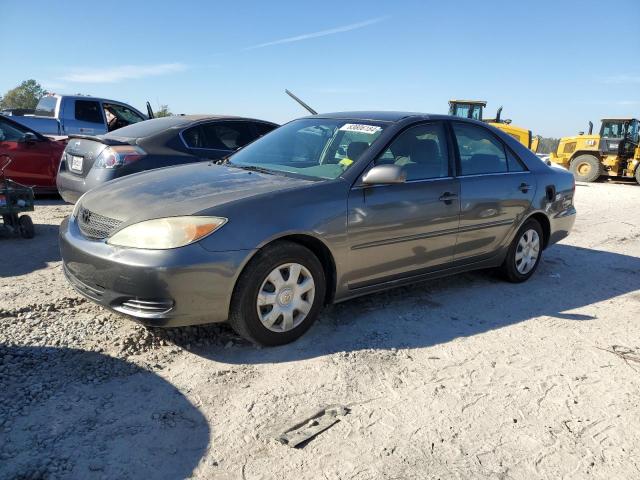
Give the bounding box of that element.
[452,123,508,175]
[200,121,255,150]
[253,122,277,137]
[506,149,527,172]
[75,100,104,124]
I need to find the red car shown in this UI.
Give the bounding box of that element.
[0,114,66,193]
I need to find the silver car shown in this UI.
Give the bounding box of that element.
[60,112,576,346]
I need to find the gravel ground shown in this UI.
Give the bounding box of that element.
[1,181,640,479]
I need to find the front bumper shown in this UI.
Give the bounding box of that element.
[59,216,255,327]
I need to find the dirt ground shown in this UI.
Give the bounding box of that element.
[1,180,640,480]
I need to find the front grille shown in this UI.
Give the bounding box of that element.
[77,206,122,240]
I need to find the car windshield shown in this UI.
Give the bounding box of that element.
[228,118,387,180]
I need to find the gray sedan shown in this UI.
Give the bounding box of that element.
[60,112,576,346]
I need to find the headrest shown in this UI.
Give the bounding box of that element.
[410,139,440,164]
[347,141,369,160]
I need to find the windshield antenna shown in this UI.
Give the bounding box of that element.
[285,89,318,115]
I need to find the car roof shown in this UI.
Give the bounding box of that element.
[103,115,278,140]
[303,111,455,123]
[161,114,277,124]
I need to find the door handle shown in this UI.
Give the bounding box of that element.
[439,192,458,204]
[519,183,531,193]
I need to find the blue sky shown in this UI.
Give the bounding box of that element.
[1,0,639,137]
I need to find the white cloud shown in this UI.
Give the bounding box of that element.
[245,17,388,50]
[61,63,187,83]
[600,74,640,84]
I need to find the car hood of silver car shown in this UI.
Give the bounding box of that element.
[78,162,315,225]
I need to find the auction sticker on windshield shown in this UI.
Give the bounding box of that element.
[339,124,382,135]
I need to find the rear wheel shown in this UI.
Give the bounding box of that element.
[500,219,543,283]
[570,154,603,182]
[228,241,326,346]
[635,165,640,185]
[18,215,34,239]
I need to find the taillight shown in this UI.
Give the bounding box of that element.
[94,146,146,169]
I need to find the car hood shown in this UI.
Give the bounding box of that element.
[79,163,314,224]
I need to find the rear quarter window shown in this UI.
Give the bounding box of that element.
[34,96,58,117]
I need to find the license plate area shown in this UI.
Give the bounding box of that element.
[70,155,83,172]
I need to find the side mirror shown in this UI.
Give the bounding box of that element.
[19,132,39,144]
[362,164,406,185]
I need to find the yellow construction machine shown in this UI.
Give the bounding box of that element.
[549,118,640,183]
[448,100,540,152]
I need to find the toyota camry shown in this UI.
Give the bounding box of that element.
[60,112,576,346]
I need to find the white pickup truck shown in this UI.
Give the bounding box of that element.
[5,94,152,136]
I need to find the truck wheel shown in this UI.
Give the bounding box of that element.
[18,215,35,238]
[635,165,640,185]
[228,241,326,346]
[570,154,603,182]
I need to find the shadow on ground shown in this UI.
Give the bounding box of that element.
[0,224,62,277]
[1,196,66,277]
[0,346,209,479]
[185,244,640,364]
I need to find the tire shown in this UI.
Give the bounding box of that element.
[228,241,326,346]
[18,215,35,239]
[570,154,603,182]
[500,219,543,283]
[635,165,640,185]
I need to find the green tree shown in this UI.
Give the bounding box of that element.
[154,104,172,117]
[0,79,47,110]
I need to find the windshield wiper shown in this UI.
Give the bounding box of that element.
[233,164,276,175]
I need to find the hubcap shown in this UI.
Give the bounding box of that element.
[577,162,591,175]
[256,263,315,332]
[515,229,540,275]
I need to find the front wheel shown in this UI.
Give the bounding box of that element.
[500,219,543,283]
[635,165,640,185]
[570,154,602,182]
[228,241,326,346]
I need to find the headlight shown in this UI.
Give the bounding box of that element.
[107,216,227,249]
